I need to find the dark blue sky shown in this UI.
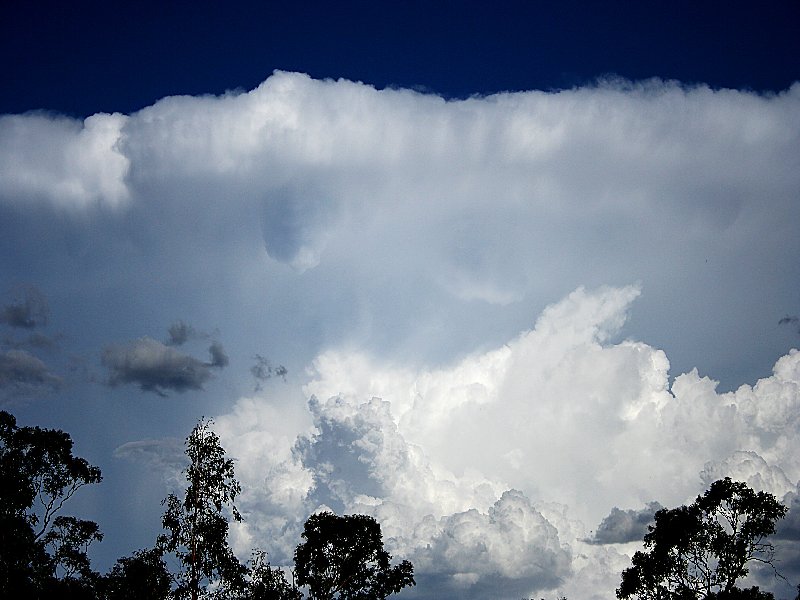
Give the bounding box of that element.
[2,0,798,117]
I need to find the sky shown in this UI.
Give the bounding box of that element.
[1,1,800,598]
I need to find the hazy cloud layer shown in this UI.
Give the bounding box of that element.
[1,73,799,598]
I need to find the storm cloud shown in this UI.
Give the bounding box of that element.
[1,72,799,598]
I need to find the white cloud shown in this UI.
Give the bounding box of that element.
[210,286,800,598]
[2,72,799,598]
[0,112,129,209]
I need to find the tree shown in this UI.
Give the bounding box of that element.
[102,548,172,600]
[244,550,302,600]
[158,417,247,600]
[0,409,102,596]
[617,478,788,600]
[294,511,415,600]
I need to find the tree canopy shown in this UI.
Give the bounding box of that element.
[0,410,419,600]
[617,478,788,600]
[0,409,103,596]
[294,511,415,600]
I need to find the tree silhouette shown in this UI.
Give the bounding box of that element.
[158,417,246,600]
[294,511,414,600]
[245,549,303,600]
[617,478,787,600]
[102,548,171,600]
[0,410,102,596]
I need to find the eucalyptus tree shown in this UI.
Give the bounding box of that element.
[617,478,788,600]
[158,417,247,600]
[294,511,415,600]
[0,410,103,596]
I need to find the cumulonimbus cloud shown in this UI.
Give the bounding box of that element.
[3,72,799,599]
[207,286,800,599]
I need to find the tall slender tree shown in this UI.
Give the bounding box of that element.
[158,417,246,600]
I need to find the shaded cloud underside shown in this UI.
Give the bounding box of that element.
[588,502,663,545]
[102,336,228,396]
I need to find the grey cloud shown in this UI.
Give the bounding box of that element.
[779,315,799,334]
[750,491,800,600]
[587,502,663,545]
[208,340,229,368]
[251,354,287,391]
[102,336,227,396]
[2,332,62,351]
[775,491,800,541]
[166,320,198,346]
[0,285,49,329]
[0,348,61,397]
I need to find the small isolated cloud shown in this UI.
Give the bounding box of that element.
[0,285,49,329]
[251,354,287,390]
[166,320,198,346]
[208,340,229,368]
[779,315,800,335]
[102,336,228,396]
[587,501,662,545]
[114,437,187,488]
[0,348,61,399]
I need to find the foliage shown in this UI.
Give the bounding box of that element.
[102,548,172,600]
[1,411,419,600]
[294,511,415,600]
[44,514,103,579]
[617,478,787,600]
[0,409,102,595]
[243,550,303,600]
[158,417,247,600]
